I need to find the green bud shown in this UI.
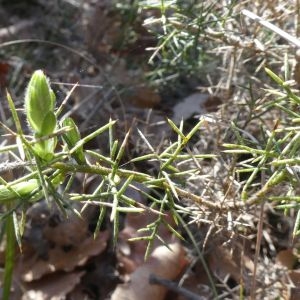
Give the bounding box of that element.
[25,70,56,136]
[24,70,57,160]
[33,137,57,161]
[61,117,86,164]
[0,179,39,202]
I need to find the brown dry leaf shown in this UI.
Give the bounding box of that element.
[289,269,300,286]
[289,269,300,300]
[65,284,90,300]
[126,86,161,109]
[290,287,300,300]
[22,202,90,260]
[84,1,155,59]
[21,271,85,300]
[18,230,109,282]
[118,212,178,272]
[276,249,297,270]
[85,1,121,56]
[174,260,214,300]
[203,95,223,112]
[43,214,88,248]
[208,245,250,284]
[111,242,187,300]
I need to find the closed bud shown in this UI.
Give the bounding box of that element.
[24,70,57,160]
[61,117,86,164]
[25,70,56,136]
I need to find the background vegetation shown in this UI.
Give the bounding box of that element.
[0,0,300,299]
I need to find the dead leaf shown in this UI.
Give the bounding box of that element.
[208,245,253,287]
[43,214,88,248]
[276,249,297,270]
[21,271,85,300]
[111,242,187,300]
[289,269,300,300]
[203,95,222,112]
[174,261,214,300]
[118,211,178,272]
[18,230,109,282]
[126,86,161,108]
[289,269,300,286]
[290,286,300,300]
[65,284,90,300]
[22,203,91,261]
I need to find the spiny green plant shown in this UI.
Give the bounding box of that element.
[0,70,218,299]
[224,66,300,234]
[109,0,227,88]
[139,0,236,87]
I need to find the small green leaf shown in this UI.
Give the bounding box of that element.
[40,111,57,136]
[33,137,57,161]
[12,212,22,252]
[61,117,86,164]
[62,117,80,145]
[265,67,284,85]
[0,179,40,203]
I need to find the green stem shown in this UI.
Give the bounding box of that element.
[2,213,16,300]
[51,162,152,183]
[51,162,223,211]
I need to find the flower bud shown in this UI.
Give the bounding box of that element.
[24,70,57,160]
[25,70,56,136]
[61,117,86,164]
